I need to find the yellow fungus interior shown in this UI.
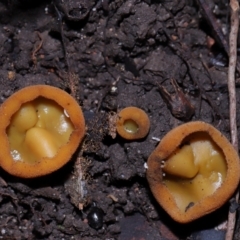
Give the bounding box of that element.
[123,119,139,134]
[163,132,227,213]
[7,97,74,163]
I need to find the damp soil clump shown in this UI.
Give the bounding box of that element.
[0,0,239,239]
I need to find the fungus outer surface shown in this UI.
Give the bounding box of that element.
[0,85,85,178]
[116,107,150,140]
[146,121,240,223]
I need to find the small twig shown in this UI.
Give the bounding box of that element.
[225,1,239,239]
[196,0,229,55]
[53,4,78,98]
[32,31,43,67]
[166,39,226,124]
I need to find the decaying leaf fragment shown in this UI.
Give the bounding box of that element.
[157,79,195,120]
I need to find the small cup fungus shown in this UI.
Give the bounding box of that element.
[147,121,240,223]
[116,107,150,140]
[0,85,85,178]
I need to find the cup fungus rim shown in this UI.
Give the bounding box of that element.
[147,121,240,223]
[116,106,150,140]
[0,85,85,178]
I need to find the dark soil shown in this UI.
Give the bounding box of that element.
[0,0,239,239]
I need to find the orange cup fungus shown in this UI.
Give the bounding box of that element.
[116,107,150,140]
[0,85,85,178]
[147,121,240,223]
